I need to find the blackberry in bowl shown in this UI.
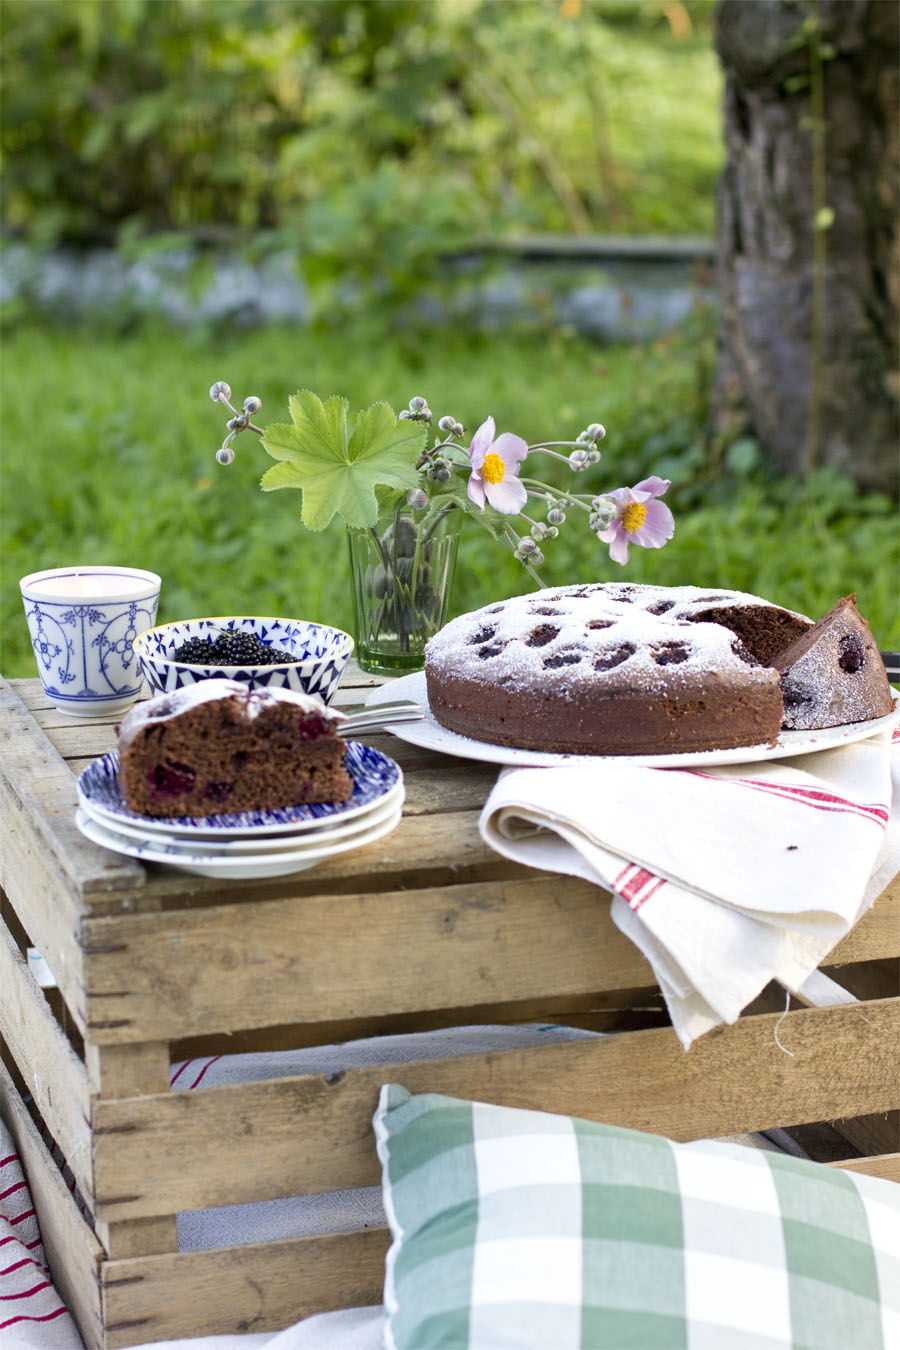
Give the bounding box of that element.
[134,616,354,704]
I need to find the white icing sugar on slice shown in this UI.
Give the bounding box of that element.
[120,678,345,735]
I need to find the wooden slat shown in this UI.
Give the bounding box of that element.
[78,874,653,1043]
[0,677,143,897]
[0,912,93,1203]
[825,875,900,961]
[90,998,900,1221]
[0,1058,105,1348]
[829,1153,900,1182]
[100,1228,388,1348]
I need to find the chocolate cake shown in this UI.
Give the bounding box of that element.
[424,583,816,755]
[775,594,894,730]
[117,679,353,817]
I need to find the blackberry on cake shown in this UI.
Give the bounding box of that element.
[117,679,352,817]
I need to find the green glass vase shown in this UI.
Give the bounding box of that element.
[347,503,460,676]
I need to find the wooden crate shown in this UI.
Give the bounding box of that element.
[1,670,897,1349]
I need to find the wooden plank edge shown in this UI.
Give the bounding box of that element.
[0,1056,104,1348]
[0,676,144,896]
[101,1226,388,1348]
[828,1153,900,1183]
[91,998,900,1221]
[0,916,93,1206]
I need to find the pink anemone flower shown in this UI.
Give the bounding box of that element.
[467,416,528,515]
[597,476,674,565]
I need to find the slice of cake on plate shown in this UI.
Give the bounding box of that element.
[117,679,352,817]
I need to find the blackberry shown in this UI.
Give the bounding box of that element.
[172,631,294,667]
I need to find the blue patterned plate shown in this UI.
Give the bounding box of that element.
[76,741,403,838]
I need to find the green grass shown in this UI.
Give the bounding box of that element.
[2,315,897,679]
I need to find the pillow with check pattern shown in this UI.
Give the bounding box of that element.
[373,1084,900,1350]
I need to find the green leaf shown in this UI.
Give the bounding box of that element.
[260,390,424,531]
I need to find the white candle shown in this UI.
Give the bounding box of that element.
[20,567,161,603]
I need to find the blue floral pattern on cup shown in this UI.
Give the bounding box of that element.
[21,579,160,715]
[134,615,354,704]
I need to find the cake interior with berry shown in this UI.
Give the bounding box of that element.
[774,594,894,730]
[117,679,352,817]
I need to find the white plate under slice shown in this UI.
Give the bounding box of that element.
[75,804,403,879]
[367,673,900,769]
[76,782,404,855]
[76,740,402,838]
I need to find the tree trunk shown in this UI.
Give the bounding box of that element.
[714,0,898,493]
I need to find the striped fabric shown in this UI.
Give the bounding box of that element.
[374,1085,900,1350]
[0,1130,80,1347]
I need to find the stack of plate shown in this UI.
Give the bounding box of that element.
[75,742,404,879]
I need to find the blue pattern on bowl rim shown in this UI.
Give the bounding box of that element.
[134,616,353,704]
[77,740,402,837]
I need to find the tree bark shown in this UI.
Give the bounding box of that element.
[714,0,898,493]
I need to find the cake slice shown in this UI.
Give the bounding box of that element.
[774,595,895,730]
[117,679,352,817]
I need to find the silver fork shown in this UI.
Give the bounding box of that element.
[340,700,425,734]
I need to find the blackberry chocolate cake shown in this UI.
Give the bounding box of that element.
[424,582,815,756]
[775,594,894,730]
[117,679,352,817]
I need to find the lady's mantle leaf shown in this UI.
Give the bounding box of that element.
[260,390,424,530]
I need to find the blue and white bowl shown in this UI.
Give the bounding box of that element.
[134,616,354,704]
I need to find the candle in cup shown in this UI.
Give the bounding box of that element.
[20,568,159,601]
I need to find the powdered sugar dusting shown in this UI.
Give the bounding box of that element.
[778,603,893,729]
[425,582,790,695]
[119,678,345,738]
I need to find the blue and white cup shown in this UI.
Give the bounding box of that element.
[20,566,161,716]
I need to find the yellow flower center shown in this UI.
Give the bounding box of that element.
[481,452,506,485]
[621,501,647,533]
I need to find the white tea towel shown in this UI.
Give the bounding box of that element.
[480,725,900,1047]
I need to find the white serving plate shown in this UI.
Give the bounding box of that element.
[76,786,403,855]
[75,803,403,879]
[367,673,900,770]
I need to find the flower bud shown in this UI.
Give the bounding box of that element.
[438,415,456,433]
[546,526,559,539]
[590,497,617,531]
[516,536,538,557]
[435,466,451,482]
[586,422,606,441]
[452,421,464,438]
[568,448,590,470]
[406,488,428,510]
[243,395,262,415]
[530,522,549,541]
[547,506,566,525]
[210,381,232,403]
[216,446,235,466]
[399,409,412,420]
[409,396,427,412]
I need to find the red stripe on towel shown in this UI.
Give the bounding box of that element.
[187,1057,222,1089]
[8,1210,35,1228]
[0,1257,44,1278]
[0,1306,68,1331]
[0,1157,19,1171]
[0,1182,26,1202]
[614,863,666,912]
[685,772,888,827]
[0,1279,52,1301]
[170,1059,194,1086]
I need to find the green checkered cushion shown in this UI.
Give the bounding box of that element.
[374,1084,900,1350]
